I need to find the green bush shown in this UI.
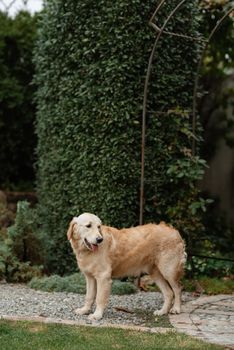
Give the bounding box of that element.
[35,0,205,274]
[29,274,86,294]
[28,273,137,295]
[0,201,43,282]
[8,201,43,265]
[0,11,38,188]
[111,279,137,295]
[0,243,43,283]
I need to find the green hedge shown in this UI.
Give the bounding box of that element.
[35,0,205,274]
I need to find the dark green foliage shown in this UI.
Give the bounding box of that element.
[201,196,234,257]
[28,273,137,295]
[35,0,205,273]
[199,0,234,74]
[197,0,234,256]
[0,11,37,188]
[199,0,234,158]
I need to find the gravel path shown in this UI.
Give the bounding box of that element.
[0,283,193,327]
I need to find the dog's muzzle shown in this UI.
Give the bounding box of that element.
[84,237,103,252]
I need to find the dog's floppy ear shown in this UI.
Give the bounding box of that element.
[67,218,78,241]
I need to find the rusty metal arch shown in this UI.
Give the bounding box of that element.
[139,0,234,225]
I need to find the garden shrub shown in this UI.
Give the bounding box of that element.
[28,273,137,295]
[0,241,42,283]
[35,0,205,274]
[8,201,43,265]
[0,201,43,282]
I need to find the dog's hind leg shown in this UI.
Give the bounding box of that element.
[158,249,185,314]
[150,268,173,316]
[75,274,96,315]
[166,276,182,314]
[161,265,183,314]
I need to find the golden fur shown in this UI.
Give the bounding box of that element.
[67,212,186,320]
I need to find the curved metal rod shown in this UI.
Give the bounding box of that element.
[149,0,166,21]
[139,0,187,225]
[149,0,206,42]
[150,22,206,41]
[192,6,234,156]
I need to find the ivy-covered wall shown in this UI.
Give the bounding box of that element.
[35,0,205,274]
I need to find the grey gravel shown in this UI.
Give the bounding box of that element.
[0,283,193,327]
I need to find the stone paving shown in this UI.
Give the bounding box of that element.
[169,294,234,349]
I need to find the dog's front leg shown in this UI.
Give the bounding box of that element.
[88,275,112,321]
[75,274,96,316]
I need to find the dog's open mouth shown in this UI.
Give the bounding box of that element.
[84,238,98,252]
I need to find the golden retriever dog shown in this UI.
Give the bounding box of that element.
[67,212,186,320]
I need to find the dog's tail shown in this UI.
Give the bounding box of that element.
[182,241,187,265]
[179,241,187,279]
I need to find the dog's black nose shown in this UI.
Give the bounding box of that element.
[96,237,103,244]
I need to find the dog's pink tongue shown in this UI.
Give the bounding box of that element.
[91,244,98,252]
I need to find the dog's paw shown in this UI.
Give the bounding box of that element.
[153,309,168,316]
[88,312,103,321]
[75,307,90,316]
[169,306,181,314]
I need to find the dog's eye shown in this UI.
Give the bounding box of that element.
[86,223,92,228]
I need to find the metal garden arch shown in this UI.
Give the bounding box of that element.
[139,0,234,225]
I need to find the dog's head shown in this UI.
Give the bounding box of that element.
[67,213,103,252]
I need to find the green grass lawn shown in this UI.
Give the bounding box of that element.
[0,320,226,350]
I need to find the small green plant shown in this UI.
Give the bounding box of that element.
[186,255,234,277]
[28,273,137,295]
